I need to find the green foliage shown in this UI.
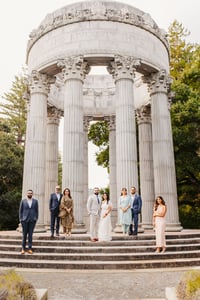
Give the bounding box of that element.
[0,191,21,230]
[88,121,109,170]
[0,73,26,230]
[0,129,24,194]
[179,205,200,229]
[176,270,200,300]
[1,74,27,145]
[0,269,37,300]
[169,21,200,227]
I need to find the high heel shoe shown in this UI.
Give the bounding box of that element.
[161,247,166,253]
[155,247,161,253]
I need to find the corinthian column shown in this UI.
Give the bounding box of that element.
[145,70,182,231]
[136,104,155,229]
[24,70,49,232]
[44,106,62,227]
[108,56,140,231]
[58,56,90,233]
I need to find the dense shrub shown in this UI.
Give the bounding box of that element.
[0,269,37,300]
[176,270,200,300]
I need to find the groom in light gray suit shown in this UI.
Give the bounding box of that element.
[87,187,101,242]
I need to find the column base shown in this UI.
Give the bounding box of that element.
[72,223,87,234]
[165,223,183,232]
[113,224,123,233]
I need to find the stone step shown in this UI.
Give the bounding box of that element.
[0,256,200,269]
[1,242,200,253]
[0,231,199,270]
[0,249,200,261]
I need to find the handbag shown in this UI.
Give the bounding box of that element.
[59,209,66,218]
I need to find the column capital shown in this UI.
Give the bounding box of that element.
[57,56,90,82]
[143,69,172,96]
[107,55,140,81]
[83,116,93,131]
[104,115,116,131]
[47,106,62,125]
[136,104,151,125]
[29,70,51,95]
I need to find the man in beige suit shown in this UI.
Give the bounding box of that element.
[87,187,101,242]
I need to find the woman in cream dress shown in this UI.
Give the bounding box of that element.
[153,196,167,253]
[98,192,112,242]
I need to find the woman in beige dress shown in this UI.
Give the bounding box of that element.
[59,188,74,237]
[153,196,167,253]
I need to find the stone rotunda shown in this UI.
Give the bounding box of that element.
[23,0,182,232]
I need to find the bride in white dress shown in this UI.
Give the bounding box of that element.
[98,192,112,242]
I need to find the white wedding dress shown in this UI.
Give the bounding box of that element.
[98,201,112,242]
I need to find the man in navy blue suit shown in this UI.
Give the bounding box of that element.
[19,189,39,254]
[129,186,142,237]
[49,185,62,237]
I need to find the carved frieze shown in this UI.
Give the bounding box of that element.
[27,2,169,52]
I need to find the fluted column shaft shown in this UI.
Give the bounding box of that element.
[108,56,140,228]
[22,96,31,199]
[147,70,182,231]
[44,107,61,226]
[60,56,90,229]
[137,105,155,229]
[24,71,48,230]
[107,116,117,228]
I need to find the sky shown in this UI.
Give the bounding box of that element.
[0,0,199,188]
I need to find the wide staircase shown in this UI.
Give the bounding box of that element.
[0,230,199,269]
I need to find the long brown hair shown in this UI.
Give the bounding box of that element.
[63,188,72,199]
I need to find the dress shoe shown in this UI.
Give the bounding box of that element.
[27,249,33,254]
[94,238,98,241]
[21,249,25,254]
[90,238,96,242]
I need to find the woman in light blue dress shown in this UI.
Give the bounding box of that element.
[119,187,132,235]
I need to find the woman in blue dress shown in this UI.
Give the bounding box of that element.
[119,187,132,235]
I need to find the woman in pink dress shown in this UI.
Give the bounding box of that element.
[153,196,167,253]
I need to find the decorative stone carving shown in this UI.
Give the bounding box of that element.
[107,55,140,81]
[136,104,151,125]
[47,106,62,125]
[143,69,172,95]
[29,70,50,95]
[27,1,168,52]
[104,115,116,131]
[57,56,90,81]
[83,116,93,131]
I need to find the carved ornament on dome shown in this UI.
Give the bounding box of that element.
[27,2,169,51]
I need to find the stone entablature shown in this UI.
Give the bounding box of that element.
[47,74,149,117]
[27,1,168,53]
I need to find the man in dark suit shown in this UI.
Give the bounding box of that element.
[19,189,39,254]
[49,185,62,237]
[129,186,142,237]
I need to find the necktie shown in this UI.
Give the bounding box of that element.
[97,195,99,204]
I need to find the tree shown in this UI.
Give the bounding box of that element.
[0,74,27,145]
[88,121,109,170]
[0,73,27,230]
[169,21,200,228]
